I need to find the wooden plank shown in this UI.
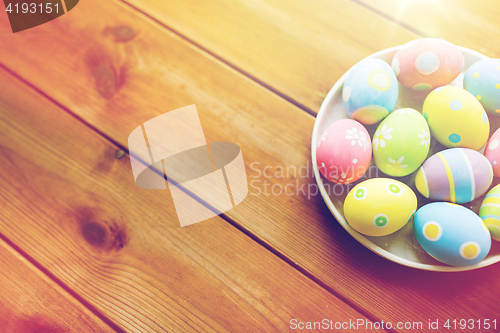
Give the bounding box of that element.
[0,67,372,331]
[0,237,116,333]
[2,0,418,115]
[0,0,498,331]
[355,0,500,57]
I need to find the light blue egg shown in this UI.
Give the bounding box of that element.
[342,58,398,125]
[464,58,500,116]
[413,202,491,267]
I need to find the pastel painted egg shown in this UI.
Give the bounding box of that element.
[316,119,372,184]
[342,58,398,125]
[414,202,491,266]
[344,178,417,236]
[372,108,430,177]
[464,58,500,116]
[484,127,500,177]
[422,86,489,150]
[479,185,500,241]
[415,148,493,204]
[392,38,464,91]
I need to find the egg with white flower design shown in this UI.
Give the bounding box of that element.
[415,148,493,204]
[344,178,417,236]
[372,108,430,177]
[392,38,464,91]
[316,119,372,184]
[484,127,500,177]
[342,58,398,125]
[414,202,491,267]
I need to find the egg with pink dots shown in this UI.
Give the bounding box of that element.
[316,119,372,184]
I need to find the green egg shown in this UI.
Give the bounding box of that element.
[373,108,430,177]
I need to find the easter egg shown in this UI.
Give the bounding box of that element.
[342,58,398,125]
[344,178,417,236]
[392,38,464,91]
[479,185,500,242]
[464,58,500,116]
[316,119,371,184]
[484,127,500,177]
[422,86,489,150]
[414,202,491,266]
[372,108,430,177]
[415,148,493,204]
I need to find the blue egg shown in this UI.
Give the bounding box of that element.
[464,58,500,116]
[342,58,398,125]
[414,202,491,267]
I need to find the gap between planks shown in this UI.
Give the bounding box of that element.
[0,62,388,331]
[0,226,125,333]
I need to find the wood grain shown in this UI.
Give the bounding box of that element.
[91,0,419,114]
[0,67,372,331]
[0,0,498,331]
[356,0,500,57]
[0,238,116,333]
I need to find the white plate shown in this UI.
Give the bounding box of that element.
[311,45,500,271]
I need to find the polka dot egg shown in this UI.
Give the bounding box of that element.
[464,58,500,116]
[479,184,500,242]
[485,127,500,177]
[342,58,398,125]
[392,38,464,91]
[422,86,489,150]
[415,148,493,204]
[344,178,417,236]
[414,202,491,267]
[316,119,372,184]
[372,108,430,177]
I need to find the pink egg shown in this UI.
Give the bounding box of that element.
[316,119,372,184]
[485,128,500,177]
[392,38,464,91]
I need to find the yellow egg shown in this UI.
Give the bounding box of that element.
[422,86,489,150]
[344,178,417,236]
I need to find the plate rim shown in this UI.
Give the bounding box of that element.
[311,44,500,272]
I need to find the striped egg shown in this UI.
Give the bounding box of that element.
[479,185,500,242]
[415,148,493,204]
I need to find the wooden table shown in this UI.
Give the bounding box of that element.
[1,0,499,332]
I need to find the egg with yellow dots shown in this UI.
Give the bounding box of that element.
[344,178,417,237]
[422,86,489,150]
[464,58,500,116]
[414,202,491,267]
[479,184,500,242]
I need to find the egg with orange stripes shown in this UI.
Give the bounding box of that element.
[479,185,500,242]
[414,202,491,267]
[415,148,493,204]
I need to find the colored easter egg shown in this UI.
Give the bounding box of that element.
[344,178,417,236]
[464,58,500,116]
[415,148,493,204]
[479,185,500,242]
[342,58,398,125]
[316,119,372,184]
[392,38,464,91]
[372,108,430,177]
[422,86,489,150]
[484,127,500,177]
[414,202,491,266]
